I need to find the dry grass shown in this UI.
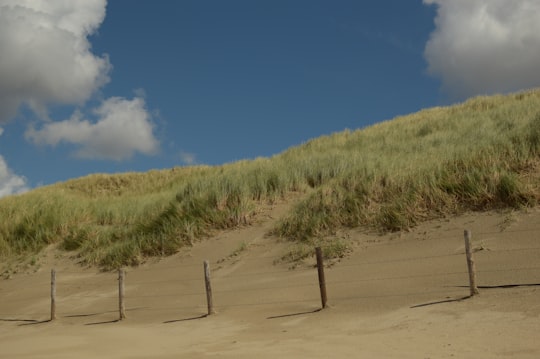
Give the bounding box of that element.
[1,89,540,268]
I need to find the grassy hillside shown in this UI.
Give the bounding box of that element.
[1,89,540,269]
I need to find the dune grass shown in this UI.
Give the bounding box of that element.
[274,92,540,239]
[1,89,540,269]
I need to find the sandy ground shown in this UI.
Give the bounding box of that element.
[1,204,540,358]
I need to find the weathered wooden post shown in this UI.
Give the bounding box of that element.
[315,247,328,309]
[50,269,56,321]
[204,260,215,315]
[118,268,126,320]
[464,230,479,296]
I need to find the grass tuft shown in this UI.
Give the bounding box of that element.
[2,89,540,268]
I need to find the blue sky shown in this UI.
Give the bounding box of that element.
[1,0,540,196]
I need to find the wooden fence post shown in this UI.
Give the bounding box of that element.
[50,269,56,321]
[315,247,328,309]
[464,230,479,296]
[118,268,126,320]
[204,260,215,315]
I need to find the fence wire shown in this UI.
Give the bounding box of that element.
[1,226,539,321]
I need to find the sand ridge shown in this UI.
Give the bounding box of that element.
[1,206,540,358]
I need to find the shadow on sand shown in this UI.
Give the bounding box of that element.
[266,308,322,320]
[410,296,471,308]
[412,283,540,308]
[163,314,209,324]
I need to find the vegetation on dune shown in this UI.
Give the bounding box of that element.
[275,91,540,239]
[1,89,540,269]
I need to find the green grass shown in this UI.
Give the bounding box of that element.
[1,89,540,269]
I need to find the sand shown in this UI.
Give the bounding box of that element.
[1,204,540,358]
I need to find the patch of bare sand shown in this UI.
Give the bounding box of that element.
[1,206,539,358]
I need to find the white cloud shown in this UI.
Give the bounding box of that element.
[179,151,197,165]
[26,97,160,160]
[0,155,29,198]
[424,0,540,99]
[0,127,28,197]
[0,0,110,123]
[0,1,161,163]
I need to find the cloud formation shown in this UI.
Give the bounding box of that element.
[179,151,197,165]
[26,97,159,160]
[0,0,111,123]
[0,128,28,197]
[424,0,540,99]
[0,156,28,198]
[0,0,160,170]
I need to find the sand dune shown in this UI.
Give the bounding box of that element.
[1,205,539,358]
